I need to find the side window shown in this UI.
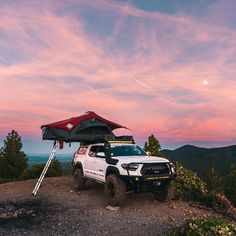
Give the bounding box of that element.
[77,146,88,155]
[89,146,98,157]
[88,145,105,158]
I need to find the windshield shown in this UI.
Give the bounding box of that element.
[110,145,146,157]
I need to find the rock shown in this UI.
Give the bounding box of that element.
[12,212,18,218]
[169,203,176,209]
[0,213,9,219]
[105,205,120,212]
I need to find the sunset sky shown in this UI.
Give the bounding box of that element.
[0,0,236,154]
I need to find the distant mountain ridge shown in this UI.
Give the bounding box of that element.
[161,145,236,177]
[28,154,72,165]
[28,145,236,177]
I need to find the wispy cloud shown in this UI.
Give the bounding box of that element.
[0,0,236,146]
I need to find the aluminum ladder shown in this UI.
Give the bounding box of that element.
[32,141,59,196]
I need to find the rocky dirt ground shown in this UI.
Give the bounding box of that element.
[0,177,216,236]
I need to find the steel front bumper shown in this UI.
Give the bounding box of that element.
[120,173,176,192]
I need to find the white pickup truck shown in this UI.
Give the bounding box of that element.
[72,139,176,206]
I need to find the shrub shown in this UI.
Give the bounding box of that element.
[174,163,207,201]
[61,162,72,176]
[0,177,9,184]
[20,159,63,180]
[0,177,17,184]
[173,164,233,213]
[165,216,236,236]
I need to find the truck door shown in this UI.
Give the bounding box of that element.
[93,145,106,182]
[84,145,106,182]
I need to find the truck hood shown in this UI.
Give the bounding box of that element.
[113,155,169,164]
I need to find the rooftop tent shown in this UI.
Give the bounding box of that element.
[41,111,128,143]
[33,111,130,195]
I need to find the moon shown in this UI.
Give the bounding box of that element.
[203,80,208,86]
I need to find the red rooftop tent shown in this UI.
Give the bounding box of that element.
[41,111,128,143]
[33,111,128,196]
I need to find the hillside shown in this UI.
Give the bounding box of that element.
[0,177,215,236]
[161,145,236,176]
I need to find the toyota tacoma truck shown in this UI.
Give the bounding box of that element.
[72,138,176,206]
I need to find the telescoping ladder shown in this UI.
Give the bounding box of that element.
[32,142,59,196]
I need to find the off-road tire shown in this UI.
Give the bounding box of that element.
[153,182,174,202]
[73,168,86,191]
[105,174,126,206]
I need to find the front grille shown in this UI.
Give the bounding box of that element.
[141,163,170,176]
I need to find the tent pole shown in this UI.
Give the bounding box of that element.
[32,141,59,196]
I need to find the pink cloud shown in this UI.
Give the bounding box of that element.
[0,0,236,146]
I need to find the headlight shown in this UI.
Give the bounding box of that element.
[169,162,175,173]
[121,163,139,171]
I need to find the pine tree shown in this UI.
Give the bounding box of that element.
[143,134,162,156]
[0,130,28,179]
[224,164,236,206]
[205,164,222,193]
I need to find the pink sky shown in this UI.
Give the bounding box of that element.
[0,0,236,152]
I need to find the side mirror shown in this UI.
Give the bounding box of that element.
[146,151,151,156]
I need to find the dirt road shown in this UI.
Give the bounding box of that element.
[0,177,214,236]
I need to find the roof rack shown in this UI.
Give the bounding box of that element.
[80,135,135,145]
[108,140,134,144]
[109,135,135,144]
